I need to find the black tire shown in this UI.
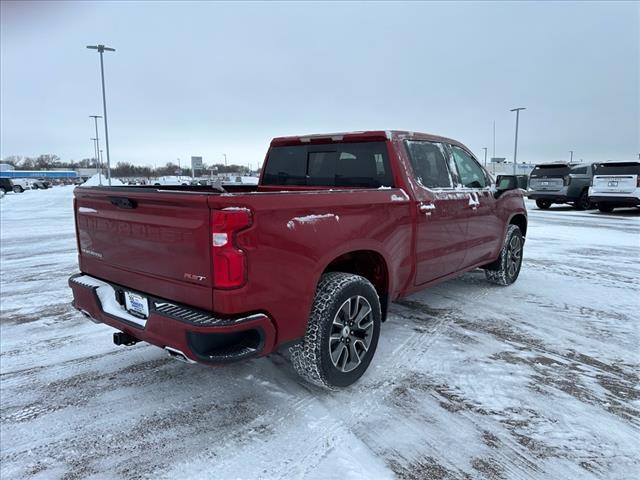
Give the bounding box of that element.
[574,190,592,210]
[535,199,551,210]
[0,187,5,195]
[598,205,614,213]
[485,224,524,286]
[13,185,24,193]
[289,272,381,389]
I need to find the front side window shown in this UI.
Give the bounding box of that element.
[405,140,453,189]
[450,145,488,188]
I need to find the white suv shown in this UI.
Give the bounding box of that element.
[10,178,32,193]
[589,161,640,213]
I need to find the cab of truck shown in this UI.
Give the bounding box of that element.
[528,162,595,210]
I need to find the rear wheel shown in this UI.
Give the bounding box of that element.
[485,224,524,286]
[574,190,592,210]
[598,205,614,213]
[535,199,551,210]
[0,187,5,195]
[13,185,24,193]
[289,272,381,389]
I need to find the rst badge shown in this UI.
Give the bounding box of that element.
[184,273,207,282]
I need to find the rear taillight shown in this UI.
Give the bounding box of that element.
[564,175,571,186]
[211,209,252,289]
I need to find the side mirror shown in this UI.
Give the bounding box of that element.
[495,175,518,198]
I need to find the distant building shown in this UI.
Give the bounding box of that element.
[0,163,15,171]
[0,170,79,179]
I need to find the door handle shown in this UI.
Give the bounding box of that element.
[419,203,436,214]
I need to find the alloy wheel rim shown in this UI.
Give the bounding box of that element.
[329,295,374,373]
[506,235,522,278]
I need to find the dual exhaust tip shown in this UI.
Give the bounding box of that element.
[112,332,195,364]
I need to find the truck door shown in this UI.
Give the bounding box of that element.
[404,140,469,285]
[448,145,501,269]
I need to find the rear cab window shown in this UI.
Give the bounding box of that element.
[531,164,571,177]
[593,162,640,176]
[262,141,394,188]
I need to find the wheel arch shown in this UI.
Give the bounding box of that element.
[508,213,528,238]
[320,249,390,321]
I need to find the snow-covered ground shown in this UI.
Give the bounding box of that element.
[1,187,639,479]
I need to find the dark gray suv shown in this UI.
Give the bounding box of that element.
[528,162,595,210]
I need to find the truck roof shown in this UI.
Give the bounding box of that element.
[270,130,466,148]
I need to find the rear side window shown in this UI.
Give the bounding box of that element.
[594,162,640,175]
[531,164,571,177]
[405,140,452,188]
[263,142,393,188]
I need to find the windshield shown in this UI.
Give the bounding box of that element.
[594,162,640,175]
[530,164,571,177]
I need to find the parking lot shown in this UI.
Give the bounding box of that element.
[1,186,638,479]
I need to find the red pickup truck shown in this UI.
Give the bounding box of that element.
[70,131,527,388]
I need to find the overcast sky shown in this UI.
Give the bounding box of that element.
[1,1,638,168]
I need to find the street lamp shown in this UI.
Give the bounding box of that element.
[570,150,574,163]
[510,107,526,175]
[90,115,103,184]
[90,137,98,179]
[223,153,228,167]
[482,147,488,168]
[87,44,115,185]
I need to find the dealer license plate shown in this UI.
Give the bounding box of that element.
[124,291,149,319]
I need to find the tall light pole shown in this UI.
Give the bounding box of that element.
[510,107,526,175]
[89,115,103,184]
[570,150,574,163]
[99,150,104,182]
[90,138,99,183]
[482,147,488,167]
[223,153,228,167]
[87,44,115,185]
[91,138,102,185]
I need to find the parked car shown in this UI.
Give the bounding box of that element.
[31,180,51,190]
[69,130,527,388]
[152,176,191,186]
[9,178,31,193]
[528,162,595,210]
[588,161,640,213]
[0,178,14,194]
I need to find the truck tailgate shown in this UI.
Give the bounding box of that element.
[74,188,213,308]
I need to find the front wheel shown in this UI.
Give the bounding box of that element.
[535,199,551,210]
[289,272,381,389]
[13,185,24,193]
[485,224,524,286]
